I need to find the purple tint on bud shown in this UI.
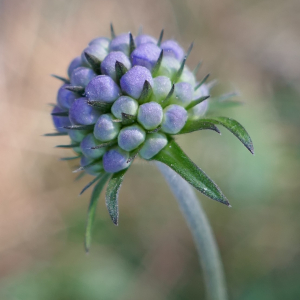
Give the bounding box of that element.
[68,56,83,78]
[135,34,157,47]
[57,84,78,109]
[69,97,101,125]
[80,133,106,159]
[188,84,209,119]
[93,114,120,142]
[111,96,138,119]
[179,67,196,87]
[70,67,96,87]
[85,75,121,103]
[52,106,71,132]
[131,43,161,71]
[101,51,131,81]
[161,40,185,61]
[80,156,103,176]
[137,102,163,130]
[151,76,172,103]
[88,37,110,49]
[157,56,180,78]
[81,45,108,66]
[109,33,130,56]
[68,129,89,142]
[139,132,168,160]
[103,146,130,173]
[161,104,188,134]
[120,66,153,99]
[118,124,146,152]
[170,82,193,107]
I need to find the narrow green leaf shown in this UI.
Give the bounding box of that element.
[194,74,210,91]
[115,61,128,84]
[185,95,210,110]
[105,168,129,225]
[64,85,85,94]
[84,52,101,74]
[51,74,70,84]
[84,173,111,252]
[110,23,116,39]
[63,125,94,131]
[160,84,175,108]
[129,32,136,55]
[152,49,163,77]
[43,132,68,137]
[201,117,254,154]
[178,120,220,135]
[152,139,230,206]
[86,100,112,113]
[60,155,81,161]
[138,80,153,104]
[157,29,164,47]
[55,143,80,149]
[80,173,103,196]
[51,111,69,117]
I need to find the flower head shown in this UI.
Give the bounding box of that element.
[48,25,254,251]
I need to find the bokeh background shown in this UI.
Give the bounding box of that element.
[0,0,300,299]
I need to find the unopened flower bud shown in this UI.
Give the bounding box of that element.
[111,96,138,119]
[70,67,96,87]
[80,133,107,159]
[109,33,130,56]
[93,113,120,142]
[118,124,146,151]
[103,146,130,173]
[137,102,163,130]
[139,132,168,160]
[161,40,185,61]
[161,104,188,134]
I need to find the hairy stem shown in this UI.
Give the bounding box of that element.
[156,162,228,300]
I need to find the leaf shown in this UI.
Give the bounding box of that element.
[84,173,111,252]
[84,52,101,74]
[185,95,210,110]
[152,139,230,206]
[105,168,129,225]
[194,74,210,91]
[193,61,202,76]
[178,120,220,135]
[55,143,80,149]
[186,42,194,58]
[110,23,116,39]
[129,32,136,55]
[51,74,70,84]
[202,117,254,154]
[138,80,153,104]
[157,29,164,47]
[64,85,85,94]
[151,49,163,77]
[51,111,69,117]
[60,155,81,161]
[79,173,103,196]
[43,132,68,136]
[115,61,128,83]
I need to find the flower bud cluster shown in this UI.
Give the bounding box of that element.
[51,30,211,175]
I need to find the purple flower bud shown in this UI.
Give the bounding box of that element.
[80,133,106,159]
[68,129,89,142]
[179,67,196,87]
[161,40,185,61]
[68,56,83,78]
[131,43,161,71]
[93,114,120,142]
[118,124,146,152]
[69,97,101,125]
[101,51,131,81]
[103,146,130,173]
[151,76,172,103]
[137,102,163,130]
[57,84,78,109]
[80,156,103,176]
[109,33,130,56]
[139,132,168,160]
[157,56,180,78]
[85,75,121,103]
[81,45,108,67]
[120,66,153,99]
[170,82,193,107]
[52,106,71,132]
[135,34,157,47]
[70,67,96,87]
[111,96,138,119]
[88,37,110,49]
[161,104,188,134]
[188,84,209,119]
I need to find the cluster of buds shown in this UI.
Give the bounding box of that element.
[48,25,254,250]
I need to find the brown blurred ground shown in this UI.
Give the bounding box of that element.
[0,0,300,299]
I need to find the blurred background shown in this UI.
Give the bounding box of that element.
[0,0,300,299]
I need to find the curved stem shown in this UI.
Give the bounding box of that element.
[156,162,228,300]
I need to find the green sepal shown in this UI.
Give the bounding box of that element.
[73,159,101,173]
[60,155,81,161]
[63,125,94,131]
[51,74,70,84]
[110,23,116,39]
[55,143,80,149]
[186,42,194,58]
[84,173,111,252]
[115,61,128,84]
[138,80,153,104]
[79,173,103,196]
[160,84,175,108]
[44,132,68,137]
[151,49,163,77]
[157,29,164,47]
[75,172,86,181]
[194,74,210,91]
[185,95,210,110]
[178,120,220,135]
[193,61,202,76]
[90,139,117,150]
[121,113,136,125]
[86,100,112,113]
[200,117,254,154]
[51,111,69,117]
[84,52,101,74]
[105,168,129,225]
[129,32,136,55]
[152,139,230,206]
[64,85,85,94]
[172,56,186,83]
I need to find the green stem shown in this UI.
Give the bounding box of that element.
[156,162,228,300]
